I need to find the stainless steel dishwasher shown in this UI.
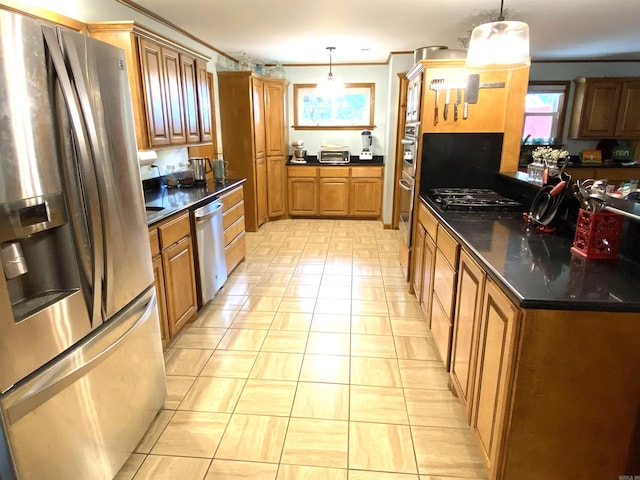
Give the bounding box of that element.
[193,199,227,306]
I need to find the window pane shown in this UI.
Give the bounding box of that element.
[525,93,561,113]
[523,115,553,140]
[294,83,374,129]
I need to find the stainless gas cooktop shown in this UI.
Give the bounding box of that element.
[428,188,523,212]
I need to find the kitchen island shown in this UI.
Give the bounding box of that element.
[415,195,640,480]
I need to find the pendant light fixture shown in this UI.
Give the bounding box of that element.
[316,47,344,98]
[465,0,530,69]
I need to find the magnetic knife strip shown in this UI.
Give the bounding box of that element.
[428,73,505,125]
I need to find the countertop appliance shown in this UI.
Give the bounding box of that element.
[319,148,350,164]
[291,140,307,164]
[0,11,166,480]
[428,188,523,212]
[190,157,213,184]
[360,130,373,160]
[193,200,227,306]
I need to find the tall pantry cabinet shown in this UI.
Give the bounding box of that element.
[217,72,288,231]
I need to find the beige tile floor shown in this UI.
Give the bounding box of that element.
[117,219,488,480]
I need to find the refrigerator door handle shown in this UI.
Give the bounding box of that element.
[42,26,104,327]
[3,293,157,425]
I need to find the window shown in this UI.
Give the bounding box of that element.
[293,83,375,130]
[522,81,570,146]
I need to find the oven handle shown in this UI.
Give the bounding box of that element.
[399,179,414,191]
[401,138,415,145]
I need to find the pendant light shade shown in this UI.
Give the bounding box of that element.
[465,0,530,69]
[316,47,344,98]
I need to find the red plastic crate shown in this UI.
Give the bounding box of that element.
[571,209,624,259]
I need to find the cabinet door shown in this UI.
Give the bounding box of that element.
[138,37,170,147]
[420,233,436,319]
[615,81,640,137]
[472,279,520,475]
[267,155,286,217]
[319,177,349,216]
[256,153,268,226]
[162,235,197,337]
[161,44,187,145]
[579,80,622,137]
[350,177,382,217]
[450,250,486,419]
[264,80,286,156]
[252,77,266,157]
[412,224,426,299]
[196,59,213,143]
[288,177,318,216]
[180,52,201,144]
[152,256,170,349]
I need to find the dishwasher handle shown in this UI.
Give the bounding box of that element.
[194,200,223,222]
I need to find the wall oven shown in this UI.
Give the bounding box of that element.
[398,123,419,247]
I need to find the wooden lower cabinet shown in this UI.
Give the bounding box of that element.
[471,279,520,478]
[450,250,486,418]
[319,177,350,216]
[420,233,436,319]
[411,223,426,300]
[256,154,268,227]
[267,155,286,217]
[149,212,198,346]
[287,165,383,218]
[152,256,170,349]
[289,177,318,215]
[220,185,247,274]
[162,235,198,337]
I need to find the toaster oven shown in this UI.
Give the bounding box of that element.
[318,149,350,164]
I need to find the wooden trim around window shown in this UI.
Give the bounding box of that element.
[293,82,375,130]
[526,81,571,144]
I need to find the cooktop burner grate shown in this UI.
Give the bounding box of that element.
[428,188,523,212]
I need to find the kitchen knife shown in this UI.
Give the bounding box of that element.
[443,85,451,121]
[464,74,479,120]
[430,79,444,126]
[454,87,461,121]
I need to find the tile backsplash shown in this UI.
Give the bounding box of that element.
[139,148,189,180]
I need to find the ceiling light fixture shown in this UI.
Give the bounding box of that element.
[316,47,344,98]
[465,0,530,70]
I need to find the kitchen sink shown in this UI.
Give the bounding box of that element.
[145,206,164,212]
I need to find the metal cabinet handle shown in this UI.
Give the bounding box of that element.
[399,179,413,191]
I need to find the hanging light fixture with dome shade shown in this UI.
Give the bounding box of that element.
[465,0,530,70]
[316,47,344,98]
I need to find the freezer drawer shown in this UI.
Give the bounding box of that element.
[0,288,166,480]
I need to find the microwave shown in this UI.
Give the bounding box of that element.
[319,149,350,164]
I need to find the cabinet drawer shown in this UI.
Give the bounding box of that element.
[437,225,460,267]
[319,167,349,178]
[225,232,246,275]
[224,217,245,246]
[288,166,317,177]
[220,186,244,212]
[351,166,383,178]
[149,228,160,258]
[433,250,457,318]
[223,201,244,230]
[419,202,438,240]
[158,212,190,249]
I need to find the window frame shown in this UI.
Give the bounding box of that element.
[292,82,376,130]
[522,81,571,146]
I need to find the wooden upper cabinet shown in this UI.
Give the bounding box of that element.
[252,77,266,157]
[88,22,213,150]
[138,37,170,147]
[615,80,640,138]
[161,45,187,145]
[264,80,286,156]
[196,59,213,143]
[180,52,201,144]
[569,77,640,139]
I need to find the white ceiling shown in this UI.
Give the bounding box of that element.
[130,0,640,65]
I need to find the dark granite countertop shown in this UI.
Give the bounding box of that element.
[144,178,245,226]
[287,155,384,166]
[421,196,640,312]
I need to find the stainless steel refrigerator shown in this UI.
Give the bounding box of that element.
[0,10,166,480]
